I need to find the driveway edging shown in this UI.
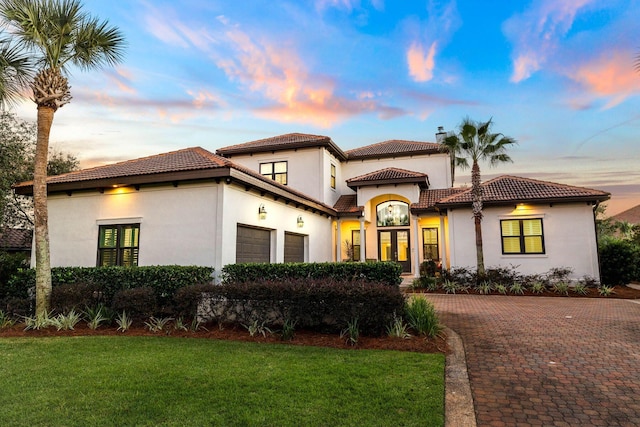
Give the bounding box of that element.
[444,326,476,427]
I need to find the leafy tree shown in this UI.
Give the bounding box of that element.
[441,117,517,275]
[0,0,125,315]
[0,112,78,228]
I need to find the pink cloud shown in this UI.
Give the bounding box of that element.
[407,41,437,82]
[105,68,137,95]
[504,0,595,82]
[217,26,401,127]
[567,51,640,109]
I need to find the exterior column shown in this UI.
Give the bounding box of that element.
[359,216,366,262]
[439,214,448,269]
[413,215,420,278]
[336,219,342,262]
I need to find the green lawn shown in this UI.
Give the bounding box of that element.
[0,336,444,426]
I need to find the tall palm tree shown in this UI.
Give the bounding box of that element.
[0,0,125,315]
[441,117,517,275]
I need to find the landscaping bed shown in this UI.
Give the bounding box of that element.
[408,284,640,299]
[0,321,448,353]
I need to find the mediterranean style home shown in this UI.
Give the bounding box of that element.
[14,132,610,281]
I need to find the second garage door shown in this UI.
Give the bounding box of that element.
[284,232,305,263]
[236,225,271,263]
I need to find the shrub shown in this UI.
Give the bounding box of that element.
[0,251,29,292]
[199,278,405,336]
[599,240,640,285]
[173,283,217,319]
[404,296,442,338]
[112,287,157,321]
[51,283,102,313]
[9,265,214,306]
[220,262,402,287]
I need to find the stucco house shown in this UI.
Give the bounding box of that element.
[14,132,610,281]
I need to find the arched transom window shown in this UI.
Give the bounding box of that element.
[376,201,409,227]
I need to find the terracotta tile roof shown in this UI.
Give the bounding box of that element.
[333,194,362,215]
[17,147,230,187]
[217,133,347,161]
[13,147,337,216]
[345,140,442,160]
[437,175,610,206]
[346,167,429,189]
[0,228,32,251]
[411,188,466,211]
[612,204,640,224]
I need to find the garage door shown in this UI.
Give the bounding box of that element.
[284,232,305,263]
[236,225,271,263]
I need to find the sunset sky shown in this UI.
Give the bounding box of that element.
[12,0,640,214]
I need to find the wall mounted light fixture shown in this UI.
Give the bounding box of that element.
[258,204,267,220]
[297,216,304,228]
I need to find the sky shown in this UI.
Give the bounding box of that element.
[11,0,640,215]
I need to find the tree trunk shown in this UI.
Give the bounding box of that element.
[34,105,54,316]
[471,161,485,275]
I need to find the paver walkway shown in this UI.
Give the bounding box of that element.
[427,295,640,427]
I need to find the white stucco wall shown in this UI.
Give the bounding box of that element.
[222,148,326,203]
[343,153,451,190]
[448,203,601,280]
[218,183,334,268]
[45,180,334,272]
[46,183,219,268]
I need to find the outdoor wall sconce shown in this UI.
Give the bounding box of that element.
[258,204,267,220]
[297,216,304,228]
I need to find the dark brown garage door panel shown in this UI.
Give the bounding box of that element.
[284,232,305,263]
[236,225,271,263]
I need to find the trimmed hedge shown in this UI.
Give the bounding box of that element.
[221,262,402,287]
[4,265,213,316]
[198,278,406,336]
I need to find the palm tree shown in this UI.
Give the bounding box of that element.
[0,35,33,108]
[441,117,517,275]
[0,0,125,315]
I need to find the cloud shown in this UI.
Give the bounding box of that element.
[315,0,384,12]
[407,42,437,82]
[216,24,403,127]
[504,0,595,82]
[142,3,217,51]
[104,68,137,95]
[404,1,460,83]
[566,50,640,110]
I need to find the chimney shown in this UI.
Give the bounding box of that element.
[435,126,446,144]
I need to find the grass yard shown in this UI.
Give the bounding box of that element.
[0,336,444,426]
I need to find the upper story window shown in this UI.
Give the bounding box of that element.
[260,161,287,185]
[376,201,409,227]
[330,164,336,189]
[501,218,545,254]
[98,224,140,266]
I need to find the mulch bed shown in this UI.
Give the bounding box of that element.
[408,284,640,299]
[3,285,638,353]
[0,322,448,354]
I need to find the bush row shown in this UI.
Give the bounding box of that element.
[221,262,402,287]
[2,265,214,317]
[199,278,406,336]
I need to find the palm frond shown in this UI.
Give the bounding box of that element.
[71,17,125,70]
[0,36,33,107]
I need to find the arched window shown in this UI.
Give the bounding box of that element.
[376,201,409,227]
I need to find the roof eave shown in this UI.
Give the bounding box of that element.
[346,178,428,190]
[14,168,233,196]
[218,139,347,161]
[436,195,611,209]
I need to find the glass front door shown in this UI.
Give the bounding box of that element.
[378,230,411,272]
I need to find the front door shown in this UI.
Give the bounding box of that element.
[378,230,411,273]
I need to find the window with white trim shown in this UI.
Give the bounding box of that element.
[500,218,545,254]
[98,224,140,266]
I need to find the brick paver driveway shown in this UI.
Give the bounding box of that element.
[427,295,640,427]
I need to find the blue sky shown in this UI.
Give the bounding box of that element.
[13,0,640,214]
